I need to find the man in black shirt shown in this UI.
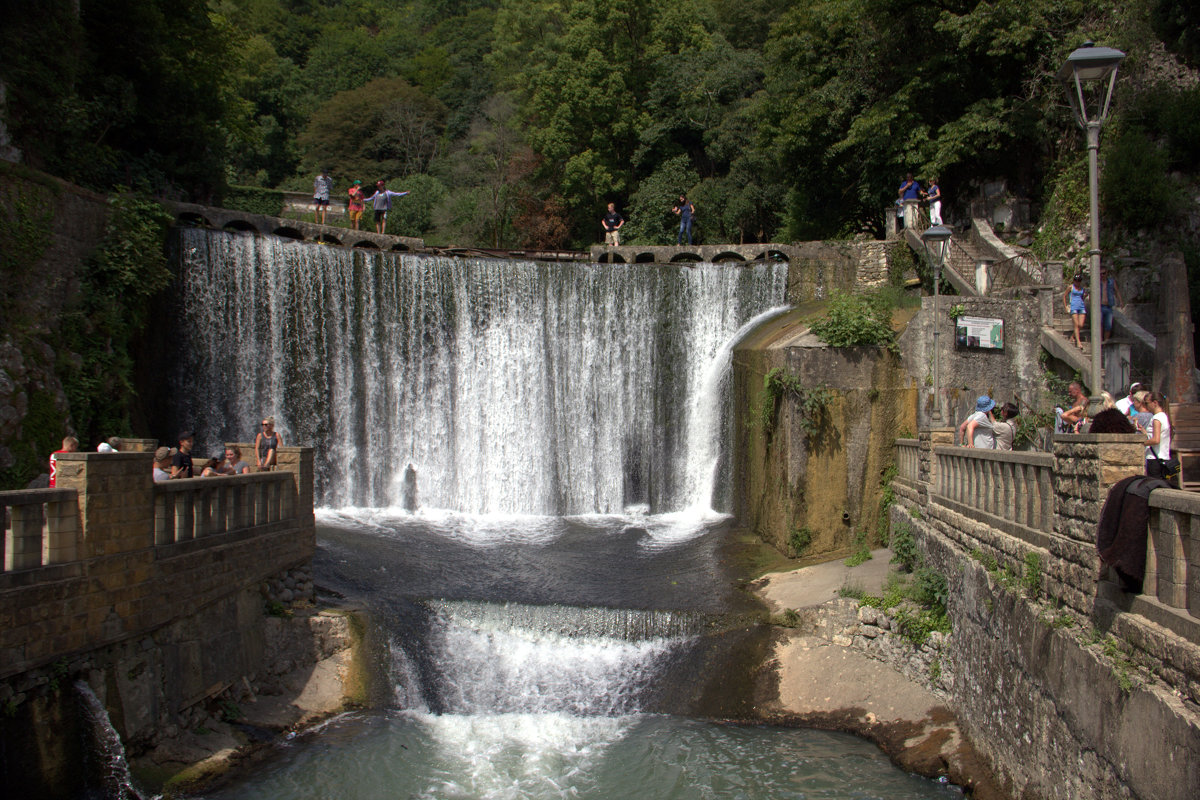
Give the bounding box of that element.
[171,430,196,479]
[601,202,624,246]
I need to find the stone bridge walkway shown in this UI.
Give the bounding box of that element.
[165,201,426,252]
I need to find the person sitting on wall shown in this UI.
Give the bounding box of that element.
[958,395,996,448]
[153,447,174,483]
[222,445,252,475]
[1057,382,1088,433]
[49,436,79,487]
[256,417,283,470]
[171,431,196,479]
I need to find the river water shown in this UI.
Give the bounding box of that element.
[174,232,959,799]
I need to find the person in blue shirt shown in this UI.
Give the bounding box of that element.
[672,194,695,245]
[1062,273,1088,350]
[898,173,922,202]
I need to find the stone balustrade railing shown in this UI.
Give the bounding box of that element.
[894,438,919,487]
[2,489,79,571]
[154,472,295,545]
[934,446,1055,544]
[1145,488,1200,619]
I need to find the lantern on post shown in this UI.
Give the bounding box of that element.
[1058,42,1124,409]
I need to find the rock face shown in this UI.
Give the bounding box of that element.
[0,166,110,484]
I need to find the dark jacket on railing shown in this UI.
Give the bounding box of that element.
[1097,475,1171,593]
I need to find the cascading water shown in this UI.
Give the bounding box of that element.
[177,231,960,799]
[75,681,147,800]
[171,229,787,513]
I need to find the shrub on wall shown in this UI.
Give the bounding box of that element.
[809,291,896,351]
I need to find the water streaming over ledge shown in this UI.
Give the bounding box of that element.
[170,229,788,514]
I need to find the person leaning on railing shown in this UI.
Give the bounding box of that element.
[1142,391,1177,488]
[958,395,997,448]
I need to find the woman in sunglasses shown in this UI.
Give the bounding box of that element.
[256,416,284,470]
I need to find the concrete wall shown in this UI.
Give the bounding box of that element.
[898,291,1048,430]
[731,322,916,558]
[0,448,316,799]
[891,434,1200,799]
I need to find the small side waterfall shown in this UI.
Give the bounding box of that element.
[170,230,788,514]
[75,681,147,800]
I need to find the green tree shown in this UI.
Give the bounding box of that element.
[297,77,447,182]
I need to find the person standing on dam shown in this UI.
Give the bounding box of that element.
[601,202,624,247]
[672,194,695,245]
[365,180,410,235]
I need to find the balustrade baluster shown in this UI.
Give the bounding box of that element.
[45,497,77,564]
[195,485,211,538]
[1152,510,1187,608]
[175,490,194,541]
[1038,467,1054,531]
[254,482,267,526]
[6,503,44,570]
[210,485,225,536]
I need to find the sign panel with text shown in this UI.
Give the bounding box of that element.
[955,315,1004,350]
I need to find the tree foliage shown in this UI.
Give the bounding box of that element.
[2,0,1195,250]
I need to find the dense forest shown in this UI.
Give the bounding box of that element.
[2,0,1198,250]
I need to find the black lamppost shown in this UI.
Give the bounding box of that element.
[923,224,954,425]
[1058,42,1125,411]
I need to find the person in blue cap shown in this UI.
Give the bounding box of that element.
[957,395,996,449]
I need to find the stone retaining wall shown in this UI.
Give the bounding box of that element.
[891,432,1200,799]
[0,448,317,799]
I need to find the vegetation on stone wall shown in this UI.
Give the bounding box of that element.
[0,179,56,329]
[809,291,897,351]
[59,193,174,446]
[0,391,67,491]
[752,368,834,438]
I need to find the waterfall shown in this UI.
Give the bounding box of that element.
[75,681,148,800]
[172,230,787,514]
[387,601,701,717]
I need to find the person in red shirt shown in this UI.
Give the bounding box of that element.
[347,180,366,231]
[49,436,79,487]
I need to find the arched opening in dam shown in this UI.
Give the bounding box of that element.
[167,228,959,799]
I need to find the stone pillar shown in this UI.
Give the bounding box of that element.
[975,259,993,295]
[902,200,921,230]
[885,205,899,239]
[274,447,315,528]
[1153,251,1198,402]
[917,428,954,503]
[117,438,158,453]
[55,453,156,560]
[1051,433,1144,611]
[1102,342,1131,398]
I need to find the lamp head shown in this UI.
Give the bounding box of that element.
[921,223,953,273]
[1058,42,1125,127]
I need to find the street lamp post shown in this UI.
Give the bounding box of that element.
[923,224,954,425]
[1058,41,1125,413]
